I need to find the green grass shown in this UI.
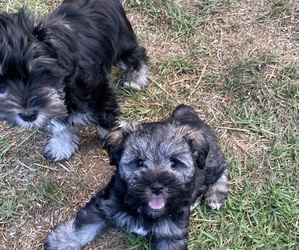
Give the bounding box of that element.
[155,56,197,76]
[264,0,292,19]
[0,0,299,249]
[0,0,53,14]
[125,233,151,250]
[33,179,66,204]
[0,170,64,223]
[123,0,230,36]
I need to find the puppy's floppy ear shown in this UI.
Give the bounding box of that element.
[169,104,199,126]
[185,129,209,169]
[171,105,209,169]
[103,129,127,166]
[103,123,136,166]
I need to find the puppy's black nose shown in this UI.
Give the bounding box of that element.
[150,183,164,195]
[19,110,38,122]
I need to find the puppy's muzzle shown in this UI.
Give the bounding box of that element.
[150,182,164,195]
[19,109,38,122]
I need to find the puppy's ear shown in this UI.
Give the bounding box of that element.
[103,123,136,166]
[170,104,198,125]
[171,105,209,169]
[103,129,127,166]
[185,130,209,169]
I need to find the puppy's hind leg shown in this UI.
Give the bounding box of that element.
[204,168,229,210]
[117,45,149,90]
[44,197,108,250]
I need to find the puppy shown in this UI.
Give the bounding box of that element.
[44,104,229,250]
[0,0,148,161]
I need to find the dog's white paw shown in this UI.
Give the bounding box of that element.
[123,81,144,90]
[44,132,79,162]
[204,170,229,210]
[205,199,223,210]
[124,63,148,90]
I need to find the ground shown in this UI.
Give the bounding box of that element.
[0,0,298,249]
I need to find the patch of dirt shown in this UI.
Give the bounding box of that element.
[0,125,124,249]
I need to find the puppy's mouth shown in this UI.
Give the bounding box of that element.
[148,195,165,211]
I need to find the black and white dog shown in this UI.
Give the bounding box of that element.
[44,104,229,250]
[0,0,148,161]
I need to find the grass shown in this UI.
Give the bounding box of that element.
[123,0,230,36]
[0,0,299,249]
[264,0,293,19]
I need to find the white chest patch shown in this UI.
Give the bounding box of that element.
[0,90,8,99]
[129,226,148,236]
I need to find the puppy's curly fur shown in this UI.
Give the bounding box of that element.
[0,0,148,161]
[44,104,229,250]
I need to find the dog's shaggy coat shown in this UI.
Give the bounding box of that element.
[0,0,148,161]
[44,104,229,250]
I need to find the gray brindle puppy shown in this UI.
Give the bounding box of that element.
[44,104,229,250]
[0,0,148,162]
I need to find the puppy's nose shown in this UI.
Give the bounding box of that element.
[19,110,38,122]
[150,183,164,195]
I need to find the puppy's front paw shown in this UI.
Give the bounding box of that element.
[43,133,79,162]
[45,217,105,250]
[45,219,81,250]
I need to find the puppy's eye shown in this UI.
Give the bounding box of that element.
[0,83,7,95]
[170,158,181,168]
[33,26,46,41]
[136,159,145,168]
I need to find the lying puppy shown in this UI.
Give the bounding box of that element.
[0,0,148,161]
[44,104,229,250]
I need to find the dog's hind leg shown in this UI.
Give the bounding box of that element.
[44,120,79,162]
[204,168,229,210]
[117,45,149,90]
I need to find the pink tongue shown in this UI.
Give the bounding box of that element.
[149,196,165,210]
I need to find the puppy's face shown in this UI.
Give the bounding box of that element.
[105,123,208,218]
[0,11,68,128]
